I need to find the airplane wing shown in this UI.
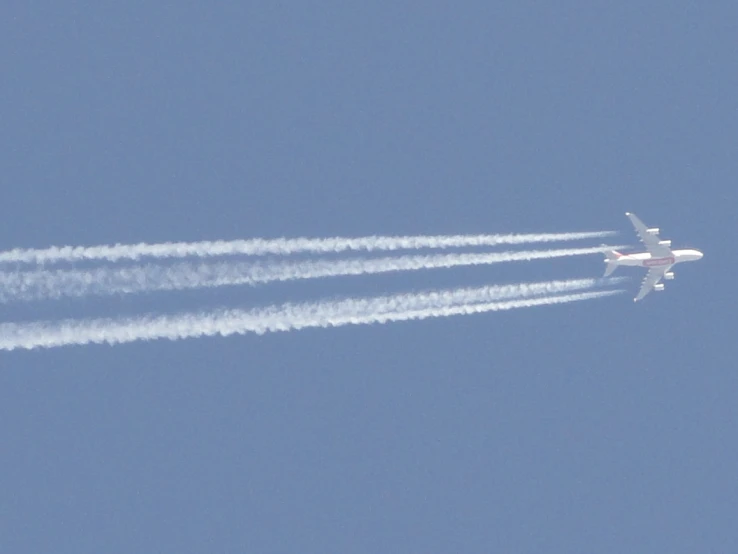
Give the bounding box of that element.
[634,265,673,302]
[625,212,673,258]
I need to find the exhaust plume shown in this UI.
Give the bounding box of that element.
[0,246,623,303]
[0,279,622,351]
[0,231,616,265]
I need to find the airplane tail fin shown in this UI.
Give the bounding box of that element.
[603,249,622,277]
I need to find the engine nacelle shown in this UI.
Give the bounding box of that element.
[664,272,675,280]
[658,239,672,248]
[647,228,660,235]
[654,284,665,291]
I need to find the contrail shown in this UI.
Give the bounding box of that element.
[0,279,622,351]
[0,231,616,265]
[0,245,623,303]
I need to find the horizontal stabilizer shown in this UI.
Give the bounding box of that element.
[604,249,622,261]
[603,249,621,277]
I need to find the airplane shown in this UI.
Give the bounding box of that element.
[603,212,703,302]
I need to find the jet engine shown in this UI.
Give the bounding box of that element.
[658,240,672,247]
[654,284,665,291]
[647,228,660,235]
[664,272,675,280]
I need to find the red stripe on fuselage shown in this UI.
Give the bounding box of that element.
[643,256,675,267]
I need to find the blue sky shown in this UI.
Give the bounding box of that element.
[1,2,737,552]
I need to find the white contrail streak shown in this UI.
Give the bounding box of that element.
[0,231,616,265]
[0,246,623,302]
[0,279,622,351]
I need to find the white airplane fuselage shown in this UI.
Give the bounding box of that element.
[611,212,703,301]
[614,248,703,268]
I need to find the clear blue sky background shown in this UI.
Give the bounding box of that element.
[1,2,737,552]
